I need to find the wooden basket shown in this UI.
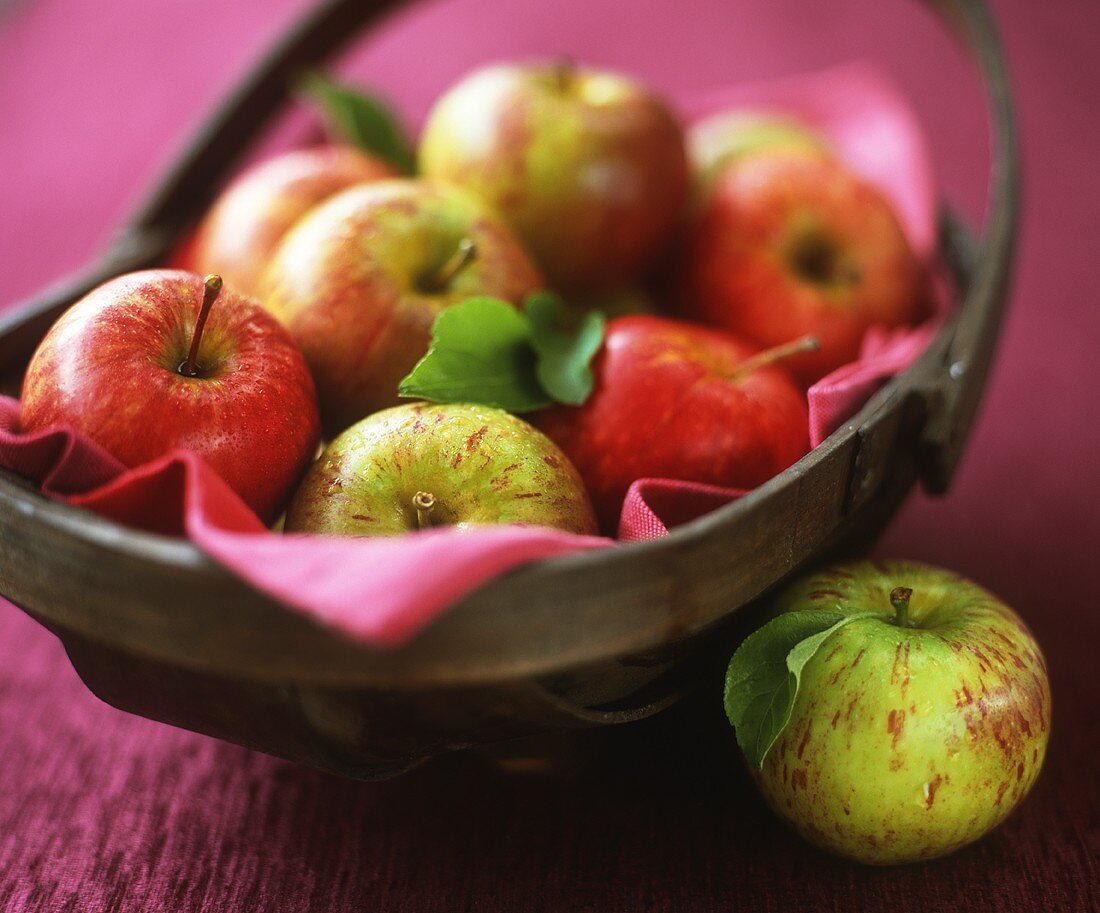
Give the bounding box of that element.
[0,0,1016,779]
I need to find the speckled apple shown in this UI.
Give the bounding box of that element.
[755,560,1050,865]
[535,315,810,532]
[285,402,597,536]
[185,145,397,299]
[419,61,690,293]
[20,270,321,522]
[680,149,926,385]
[258,179,543,436]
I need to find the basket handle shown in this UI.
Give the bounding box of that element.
[0,0,1016,493]
[914,0,1018,491]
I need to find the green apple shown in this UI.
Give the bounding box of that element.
[688,111,829,194]
[258,179,543,436]
[285,402,597,536]
[725,560,1051,865]
[419,60,690,293]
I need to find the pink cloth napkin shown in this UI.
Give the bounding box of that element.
[0,64,941,647]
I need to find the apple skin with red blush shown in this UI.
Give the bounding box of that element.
[20,270,322,523]
[257,178,544,436]
[419,61,690,293]
[535,315,810,532]
[184,144,398,300]
[679,149,927,386]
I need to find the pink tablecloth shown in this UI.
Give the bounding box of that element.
[1,0,1097,910]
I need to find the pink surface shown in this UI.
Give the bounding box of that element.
[0,62,940,646]
[1,1,1098,911]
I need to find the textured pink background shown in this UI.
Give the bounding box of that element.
[0,1,1097,910]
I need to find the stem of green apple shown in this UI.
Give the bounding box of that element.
[727,335,820,382]
[413,491,436,530]
[553,56,576,92]
[890,586,913,628]
[180,274,223,378]
[423,239,477,293]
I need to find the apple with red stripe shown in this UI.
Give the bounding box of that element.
[535,315,812,532]
[679,146,927,386]
[21,270,321,523]
[725,560,1050,864]
[257,179,543,436]
[182,145,397,300]
[420,60,690,293]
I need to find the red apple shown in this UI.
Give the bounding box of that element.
[258,178,543,435]
[184,144,397,299]
[535,315,811,531]
[419,61,690,293]
[679,149,926,386]
[21,270,321,523]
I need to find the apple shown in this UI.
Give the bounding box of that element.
[419,60,690,293]
[535,315,812,532]
[257,178,543,436]
[679,149,927,386]
[183,144,397,299]
[285,402,597,536]
[688,111,830,194]
[738,560,1050,865]
[21,270,321,523]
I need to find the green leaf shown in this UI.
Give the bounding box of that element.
[525,293,606,406]
[300,71,415,174]
[724,610,880,768]
[398,298,551,413]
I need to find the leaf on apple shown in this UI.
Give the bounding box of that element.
[526,292,605,406]
[398,295,606,413]
[300,71,416,174]
[398,298,552,413]
[724,610,880,768]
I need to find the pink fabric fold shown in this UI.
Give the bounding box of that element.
[0,64,944,647]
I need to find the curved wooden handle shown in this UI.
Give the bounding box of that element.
[915,0,1019,491]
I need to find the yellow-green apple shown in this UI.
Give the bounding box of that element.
[688,111,830,195]
[285,402,597,535]
[20,270,321,522]
[258,179,543,436]
[535,315,812,532]
[183,144,397,299]
[419,61,690,293]
[680,149,926,386]
[727,560,1050,865]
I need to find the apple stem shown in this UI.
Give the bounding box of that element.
[423,239,477,292]
[727,335,820,382]
[180,274,223,378]
[413,490,436,530]
[890,586,913,628]
[553,56,576,92]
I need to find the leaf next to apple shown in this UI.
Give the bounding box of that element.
[20,270,322,523]
[724,560,1051,865]
[285,402,597,536]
